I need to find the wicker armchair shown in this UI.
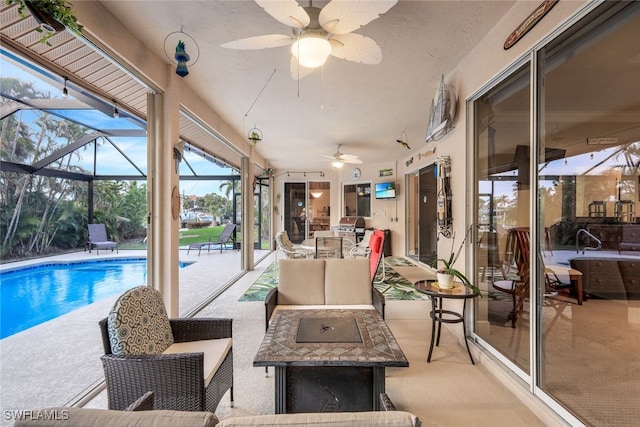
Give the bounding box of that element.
[99,286,233,413]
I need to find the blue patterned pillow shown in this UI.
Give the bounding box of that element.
[107,286,174,355]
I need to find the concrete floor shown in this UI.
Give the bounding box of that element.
[1,249,564,426]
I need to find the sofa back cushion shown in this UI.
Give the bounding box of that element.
[107,285,174,355]
[215,411,419,427]
[278,259,326,305]
[13,408,218,427]
[324,258,372,305]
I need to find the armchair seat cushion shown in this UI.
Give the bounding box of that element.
[162,338,232,387]
[107,286,174,355]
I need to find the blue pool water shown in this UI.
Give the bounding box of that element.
[0,258,189,339]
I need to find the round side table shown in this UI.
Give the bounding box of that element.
[414,280,479,364]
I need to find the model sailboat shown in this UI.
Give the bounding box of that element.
[425,75,457,142]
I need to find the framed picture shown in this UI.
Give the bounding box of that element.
[379,168,393,177]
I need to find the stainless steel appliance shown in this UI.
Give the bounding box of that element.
[337,216,366,243]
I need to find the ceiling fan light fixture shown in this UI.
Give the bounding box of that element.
[331,160,344,169]
[310,191,323,199]
[291,35,332,68]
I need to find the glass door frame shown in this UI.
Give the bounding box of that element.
[282,180,332,244]
[467,3,629,425]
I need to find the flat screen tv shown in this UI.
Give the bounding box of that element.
[375,181,396,199]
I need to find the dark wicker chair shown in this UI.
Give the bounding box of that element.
[99,288,233,413]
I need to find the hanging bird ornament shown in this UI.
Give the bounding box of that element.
[175,40,190,77]
[396,130,410,149]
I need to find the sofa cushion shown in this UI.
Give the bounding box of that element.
[270,305,375,322]
[162,338,232,387]
[215,411,420,427]
[13,408,218,427]
[324,258,372,305]
[107,286,174,355]
[278,259,326,305]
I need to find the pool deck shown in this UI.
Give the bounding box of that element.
[0,247,267,426]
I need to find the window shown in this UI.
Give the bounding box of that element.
[343,183,371,217]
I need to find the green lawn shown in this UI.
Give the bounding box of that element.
[119,225,270,250]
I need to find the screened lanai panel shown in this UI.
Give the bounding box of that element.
[45,109,143,132]
[95,137,147,177]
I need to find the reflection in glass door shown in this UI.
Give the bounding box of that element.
[284,182,306,243]
[406,166,437,265]
[535,4,640,425]
[419,165,437,265]
[473,63,531,374]
[283,181,331,244]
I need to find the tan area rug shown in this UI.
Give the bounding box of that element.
[392,266,435,284]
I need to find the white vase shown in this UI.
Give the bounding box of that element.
[437,272,455,289]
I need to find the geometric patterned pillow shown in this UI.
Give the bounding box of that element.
[107,286,174,355]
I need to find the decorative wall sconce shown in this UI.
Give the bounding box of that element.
[248,127,263,145]
[164,27,200,78]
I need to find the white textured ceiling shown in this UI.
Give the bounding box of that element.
[100,0,515,170]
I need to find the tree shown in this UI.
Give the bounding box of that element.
[218,180,238,199]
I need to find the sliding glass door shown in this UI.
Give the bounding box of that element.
[283,181,331,243]
[473,63,532,374]
[535,4,640,424]
[472,2,640,425]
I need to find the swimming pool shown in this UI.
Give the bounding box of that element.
[0,258,190,339]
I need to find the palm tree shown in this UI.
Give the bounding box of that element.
[219,180,237,199]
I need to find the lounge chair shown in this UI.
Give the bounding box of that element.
[187,223,237,255]
[88,224,118,255]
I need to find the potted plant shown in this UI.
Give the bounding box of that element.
[430,226,481,295]
[6,0,83,45]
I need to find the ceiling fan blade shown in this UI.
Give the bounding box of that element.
[290,56,315,80]
[342,158,364,164]
[255,0,310,28]
[222,34,294,50]
[329,34,382,64]
[319,0,398,35]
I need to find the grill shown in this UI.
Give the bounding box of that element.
[337,216,366,243]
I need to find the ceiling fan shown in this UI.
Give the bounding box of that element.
[322,144,363,168]
[221,0,397,79]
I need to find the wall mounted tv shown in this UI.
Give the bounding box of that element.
[375,182,396,199]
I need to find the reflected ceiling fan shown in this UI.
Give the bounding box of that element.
[323,144,363,168]
[222,0,397,79]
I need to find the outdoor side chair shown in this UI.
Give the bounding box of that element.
[99,286,233,413]
[187,223,237,255]
[88,223,118,255]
